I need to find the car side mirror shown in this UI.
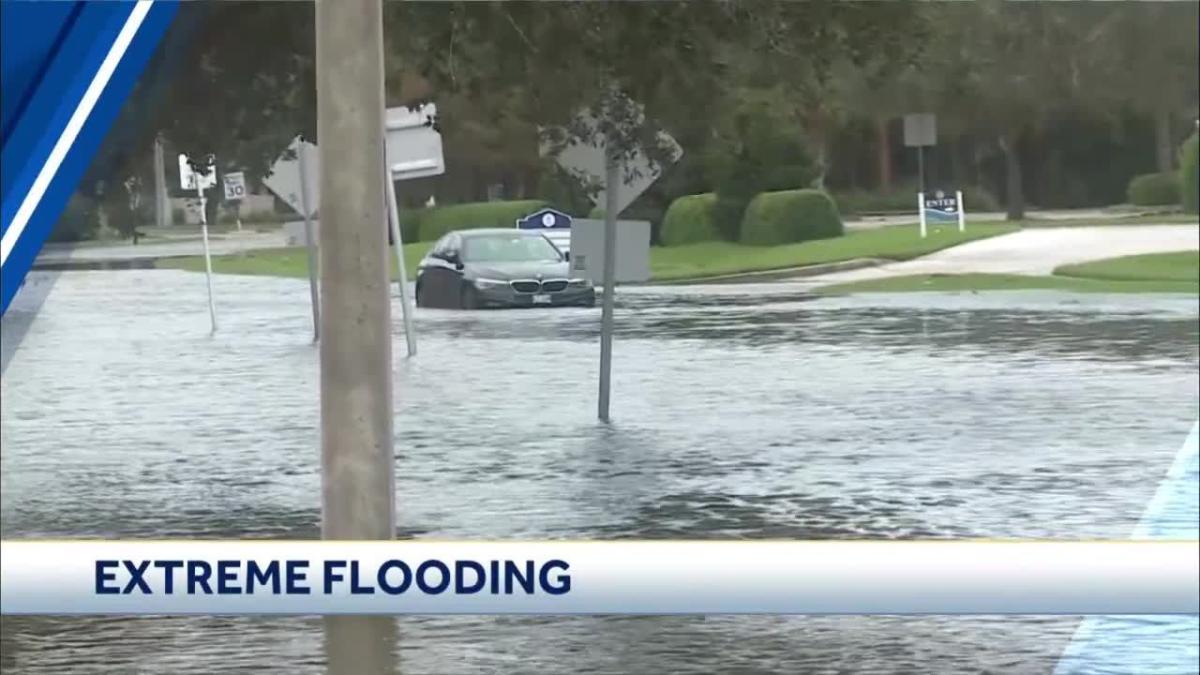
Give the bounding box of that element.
[563,251,571,262]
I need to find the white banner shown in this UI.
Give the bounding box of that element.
[1,541,1195,616]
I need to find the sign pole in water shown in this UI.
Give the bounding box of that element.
[297,148,320,343]
[195,180,217,333]
[384,167,417,358]
[598,147,620,422]
[180,155,219,333]
[382,102,446,360]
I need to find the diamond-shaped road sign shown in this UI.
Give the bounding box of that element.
[542,100,681,216]
[263,137,320,219]
[264,105,445,219]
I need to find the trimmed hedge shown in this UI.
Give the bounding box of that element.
[660,193,719,246]
[415,199,550,241]
[739,189,843,245]
[1127,172,1180,206]
[1181,133,1199,214]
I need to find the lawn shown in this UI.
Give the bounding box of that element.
[1055,251,1198,283]
[158,242,434,281]
[820,251,1199,295]
[156,223,1019,283]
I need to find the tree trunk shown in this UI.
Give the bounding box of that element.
[1002,132,1025,221]
[876,117,892,191]
[1155,109,1174,173]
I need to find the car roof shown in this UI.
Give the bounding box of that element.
[456,228,546,238]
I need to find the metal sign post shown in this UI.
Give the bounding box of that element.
[598,147,620,422]
[297,149,320,343]
[384,167,416,358]
[380,102,447,359]
[195,181,217,333]
[180,154,218,333]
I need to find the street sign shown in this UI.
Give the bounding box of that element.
[568,218,651,284]
[516,207,572,230]
[263,137,320,218]
[222,171,246,201]
[385,103,445,181]
[903,113,937,147]
[178,154,216,191]
[541,100,681,216]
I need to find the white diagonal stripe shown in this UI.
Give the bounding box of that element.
[1,0,154,267]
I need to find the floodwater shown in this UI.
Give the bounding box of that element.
[2,270,1197,674]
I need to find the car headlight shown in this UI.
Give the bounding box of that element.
[472,277,508,289]
[567,278,592,287]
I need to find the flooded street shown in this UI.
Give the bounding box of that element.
[2,270,1197,674]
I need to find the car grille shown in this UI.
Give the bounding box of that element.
[509,279,570,294]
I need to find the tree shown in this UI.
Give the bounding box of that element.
[1099,3,1200,172]
[903,1,1120,219]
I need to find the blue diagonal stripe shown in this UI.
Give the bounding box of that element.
[1054,422,1200,675]
[1,0,178,316]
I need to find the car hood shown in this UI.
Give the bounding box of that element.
[466,261,571,280]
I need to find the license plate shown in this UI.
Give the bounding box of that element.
[532,294,552,305]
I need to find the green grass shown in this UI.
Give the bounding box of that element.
[821,250,1199,295]
[819,273,1197,295]
[649,223,1017,281]
[1054,251,1198,283]
[156,223,1019,283]
[158,242,434,281]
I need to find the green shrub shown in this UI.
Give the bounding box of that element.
[48,193,99,243]
[1181,133,1199,214]
[740,189,843,246]
[660,193,719,246]
[1127,172,1180,206]
[706,96,817,240]
[415,199,550,241]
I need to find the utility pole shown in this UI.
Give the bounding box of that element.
[315,0,396,669]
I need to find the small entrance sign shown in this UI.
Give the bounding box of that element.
[516,207,572,230]
[918,189,965,238]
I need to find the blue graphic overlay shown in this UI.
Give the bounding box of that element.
[1055,422,1200,675]
[1,1,178,315]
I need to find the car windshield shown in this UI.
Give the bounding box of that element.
[463,234,562,263]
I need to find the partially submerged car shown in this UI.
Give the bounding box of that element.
[415,229,596,309]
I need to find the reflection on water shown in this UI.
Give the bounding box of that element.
[2,271,1197,674]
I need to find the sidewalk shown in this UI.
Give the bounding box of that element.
[807,224,1199,287]
[35,229,291,268]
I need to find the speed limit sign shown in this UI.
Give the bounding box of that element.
[222,171,247,201]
